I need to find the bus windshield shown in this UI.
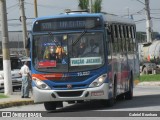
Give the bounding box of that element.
[33,32,105,72]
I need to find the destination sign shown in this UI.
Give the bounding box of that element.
[70,57,102,66]
[33,17,102,32]
[41,21,85,30]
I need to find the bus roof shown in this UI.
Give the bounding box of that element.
[104,14,135,25]
[33,13,103,21]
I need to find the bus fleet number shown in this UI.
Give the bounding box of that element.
[77,71,90,76]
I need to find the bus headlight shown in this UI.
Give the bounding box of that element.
[89,74,107,88]
[33,77,51,90]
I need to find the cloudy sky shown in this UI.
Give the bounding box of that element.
[5,0,160,33]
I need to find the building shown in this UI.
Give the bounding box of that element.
[0,31,24,55]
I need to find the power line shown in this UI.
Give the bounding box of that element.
[7,3,19,9]
[8,22,32,27]
[24,1,64,10]
[150,12,160,15]
[121,8,145,17]
[151,9,160,11]
[134,19,146,23]
[152,17,160,19]
[135,0,145,5]
[131,8,145,15]
[7,3,19,14]
[0,18,35,21]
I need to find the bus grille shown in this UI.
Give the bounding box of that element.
[52,84,88,89]
[56,91,83,97]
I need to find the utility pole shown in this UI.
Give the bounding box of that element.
[19,0,28,56]
[89,0,93,13]
[145,0,152,42]
[0,0,12,95]
[126,7,130,18]
[34,0,38,17]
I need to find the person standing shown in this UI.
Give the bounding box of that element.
[19,61,31,98]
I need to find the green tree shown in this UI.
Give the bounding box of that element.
[78,0,89,10]
[78,0,102,13]
[92,0,102,13]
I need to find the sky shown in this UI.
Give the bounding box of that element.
[5,0,160,33]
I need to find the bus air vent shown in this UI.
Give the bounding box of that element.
[56,91,83,97]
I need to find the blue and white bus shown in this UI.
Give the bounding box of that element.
[31,12,139,111]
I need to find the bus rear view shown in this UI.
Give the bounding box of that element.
[31,13,139,111]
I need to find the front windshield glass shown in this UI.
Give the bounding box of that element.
[33,32,105,72]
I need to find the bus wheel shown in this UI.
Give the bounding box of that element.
[117,94,124,101]
[44,102,57,111]
[101,98,114,107]
[125,73,133,100]
[106,98,115,107]
[102,77,117,107]
[142,67,148,74]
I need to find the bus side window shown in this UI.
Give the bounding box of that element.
[106,26,112,56]
[117,24,122,52]
[123,25,127,51]
[110,25,114,43]
[121,25,126,52]
[131,26,136,51]
[114,24,119,52]
[111,24,116,53]
[128,26,133,52]
[126,26,131,52]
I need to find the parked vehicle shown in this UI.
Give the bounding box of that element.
[0,54,22,91]
[138,40,160,74]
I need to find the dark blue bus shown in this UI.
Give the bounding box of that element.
[31,12,139,111]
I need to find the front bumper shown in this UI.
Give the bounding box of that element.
[33,83,109,103]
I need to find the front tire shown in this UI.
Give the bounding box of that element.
[44,102,57,111]
[102,76,117,107]
[142,67,148,74]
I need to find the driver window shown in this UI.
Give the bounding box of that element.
[83,38,99,55]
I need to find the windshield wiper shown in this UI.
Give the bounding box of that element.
[72,30,87,46]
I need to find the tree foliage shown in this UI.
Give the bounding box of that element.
[92,0,102,13]
[79,0,102,13]
[78,0,89,10]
